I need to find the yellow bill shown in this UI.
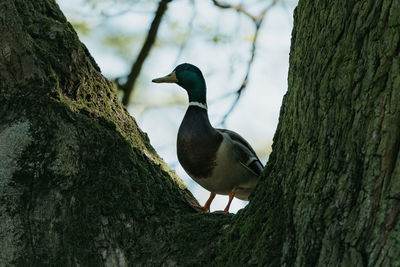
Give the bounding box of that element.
[152,71,178,83]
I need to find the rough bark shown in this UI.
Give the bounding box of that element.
[0,0,229,266]
[215,0,400,266]
[0,0,399,266]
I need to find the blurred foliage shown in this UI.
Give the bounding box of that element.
[102,34,142,58]
[62,0,299,70]
[209,34,231,44]
[71,21,92,36]
[62,0,272,69]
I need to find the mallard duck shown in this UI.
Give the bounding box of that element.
[152,63,263,213]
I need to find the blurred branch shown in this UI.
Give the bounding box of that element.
[119,0,173,106]
[218,24,259,126]
[211,0,277,23]
[213,0,278,126]
[209,90,236,105]
[211,0,258,22]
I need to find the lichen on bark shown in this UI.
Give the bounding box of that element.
[0,119,33,263]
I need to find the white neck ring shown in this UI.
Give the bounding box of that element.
[189,101,207,110]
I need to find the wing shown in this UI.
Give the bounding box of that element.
[216,129,264,175]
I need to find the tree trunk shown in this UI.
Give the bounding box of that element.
[214,0,400,266]
[0,0,230,265]
[0,0,399,266]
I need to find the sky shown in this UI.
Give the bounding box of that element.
[57,0,298,213]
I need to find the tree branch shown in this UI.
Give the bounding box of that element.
[120,0,173,106]
[218,21,261,126]
[211,0,277,23]
[215,0,278,125]
[211,0,257,22]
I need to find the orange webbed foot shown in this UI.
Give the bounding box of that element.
[184,192,216,212]
[184,194,209,212]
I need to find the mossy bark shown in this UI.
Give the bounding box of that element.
[0,0,399,266]
[215,0,400,266]
[0,0,230,266]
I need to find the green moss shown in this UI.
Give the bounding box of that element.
[6,0,220,265]
[3,95,212,265]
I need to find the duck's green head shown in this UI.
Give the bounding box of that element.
[152,63,207,104]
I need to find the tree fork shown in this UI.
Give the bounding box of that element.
[0,0,399,266]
